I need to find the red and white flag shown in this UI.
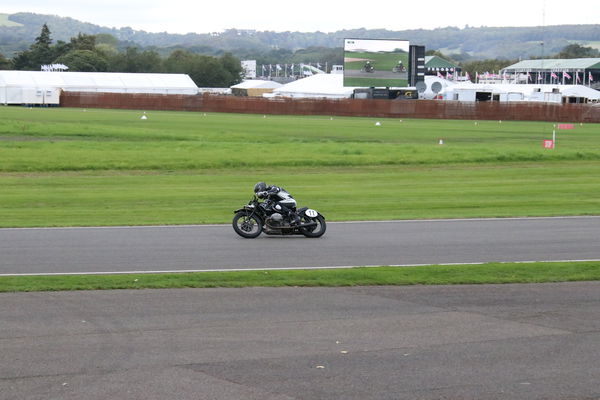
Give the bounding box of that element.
[551,72,558,80]
[537,73,544,81]
[563,71,571,80]
[590,72,594,82]
[576,72,581,83]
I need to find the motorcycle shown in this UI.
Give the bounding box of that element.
[392,64,406,73]
[232,196,326,238]
[361,62,374,73]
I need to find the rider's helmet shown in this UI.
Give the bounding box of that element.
[254,181,267,193]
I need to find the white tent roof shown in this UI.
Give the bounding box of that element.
[231,79,282,89]
[269,74,357,99]
[0,70,198,94]
[560,85,600,100]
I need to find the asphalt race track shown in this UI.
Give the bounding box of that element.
[2,283,600,399]
[2,217,600,399]
[1,216,599,275]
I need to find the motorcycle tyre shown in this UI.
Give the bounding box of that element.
[232,211,263,238]
[300,215,326,238]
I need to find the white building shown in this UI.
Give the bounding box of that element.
[443,82,600,103]
[0,70,198,105]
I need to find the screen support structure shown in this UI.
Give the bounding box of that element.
[409,45,426,87]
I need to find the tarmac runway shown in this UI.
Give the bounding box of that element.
[1,216,599,275]
[2,282,599,399]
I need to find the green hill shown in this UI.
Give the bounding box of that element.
[1,12,600,61]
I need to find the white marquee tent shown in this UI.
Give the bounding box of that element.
[267,74,357,99]
[230,79,282,96]
[443,82,600,103]
[231,80,282,90]
[0,71,198,105]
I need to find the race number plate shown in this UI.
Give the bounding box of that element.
[305,209,318,218]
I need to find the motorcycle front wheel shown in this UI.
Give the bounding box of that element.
[299,215,326,238]
[232,212,263,238]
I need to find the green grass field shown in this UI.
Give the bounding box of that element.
[2,261,599,292]
[343,77,408,87]
[1,106,599,227]
[344,50,409,86]
[344,51,409,71]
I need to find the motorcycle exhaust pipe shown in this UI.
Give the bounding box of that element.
[298,221,317,228]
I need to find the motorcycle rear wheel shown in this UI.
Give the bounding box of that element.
[299,215,326,238]
[232,211,262,238]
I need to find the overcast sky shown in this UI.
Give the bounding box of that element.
[2,0,599,34]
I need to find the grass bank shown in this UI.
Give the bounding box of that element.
[1,261,599,292]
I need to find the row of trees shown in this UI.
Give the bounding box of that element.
[2,24,599,87]
[1,24,243,87]
[4,13,600,60]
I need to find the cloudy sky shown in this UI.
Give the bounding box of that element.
[2,0,599,34]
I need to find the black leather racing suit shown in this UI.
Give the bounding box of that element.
[257,186,299,223]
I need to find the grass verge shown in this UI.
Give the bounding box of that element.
[1,261,599,292]
[3,162,600,227]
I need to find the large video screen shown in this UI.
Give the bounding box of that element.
[343,38,410,88]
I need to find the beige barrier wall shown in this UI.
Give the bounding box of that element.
[60,92,600,123]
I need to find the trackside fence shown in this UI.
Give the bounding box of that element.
[60,92,600,123]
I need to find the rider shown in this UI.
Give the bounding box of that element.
[254,182,300,224]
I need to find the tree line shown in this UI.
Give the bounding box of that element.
[1,24,598,86]
[1,24,243,87]
[4,13,600,61]
[438,43,600,81]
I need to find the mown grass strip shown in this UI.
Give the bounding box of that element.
[1,261,599,292]
[3,162,600,227]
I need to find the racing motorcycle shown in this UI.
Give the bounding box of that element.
[232,196,326,238]
[361,62,374,73]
